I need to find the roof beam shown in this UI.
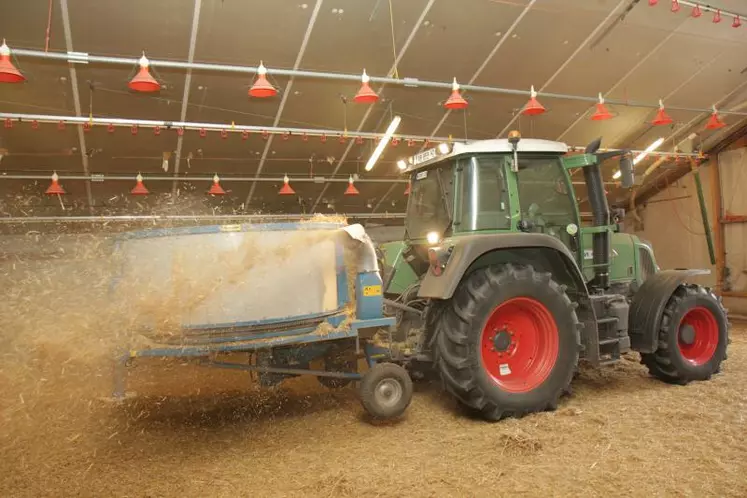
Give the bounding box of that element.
[245,0,324,206]
[556,18,689,142]
[377,0,538,212]
[496,0,628,138]
[171,0,203,195]
[58,0,94,211]
[311,0,437,212]
[425,0,537,141]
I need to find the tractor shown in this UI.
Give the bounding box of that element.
[380,132,729,421]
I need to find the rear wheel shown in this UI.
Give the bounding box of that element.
[360,363,413,419]
[435,264,580,421]
[641,284,728,384]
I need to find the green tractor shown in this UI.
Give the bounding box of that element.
[381,132,729,420]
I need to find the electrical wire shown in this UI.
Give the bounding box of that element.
[667,178,705,236]
[388,0,399,79]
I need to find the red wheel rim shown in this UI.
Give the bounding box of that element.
[480,297,559,393]
[678,306,718,366]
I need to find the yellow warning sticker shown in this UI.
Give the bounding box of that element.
[220,224,241,232]
[362,285,382,297]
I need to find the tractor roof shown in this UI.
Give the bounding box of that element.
[402,138,568,172]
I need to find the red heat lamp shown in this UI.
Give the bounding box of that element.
[648,0,657,5]
[45,172,65,195]
[354,69,379,103]
[344,175,359,196]
[207,174,226,195]
[713,9,722,23]
[651,100,674,126]
[128,53,160,93]
[0,40,25,83]
[279,174,295,195]
[671,0,680,13]
[444,78,468,110]
[734,16,742,28]
[131,173,149,195]
[249,61,277,98]
[522,86,545,116]
[691,4,702,17]
[591,93,614,121]
[705,107,726,130]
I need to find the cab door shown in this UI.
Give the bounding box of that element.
[513,154,582,264]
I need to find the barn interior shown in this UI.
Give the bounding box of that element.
[1,1,747,496]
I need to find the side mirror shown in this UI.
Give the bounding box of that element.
[619,152,634,189]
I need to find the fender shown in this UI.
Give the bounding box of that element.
[628,269,710,353]
[419,232,588,300]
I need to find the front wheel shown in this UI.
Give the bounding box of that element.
[435,264,580,421]
[641,284,728,384]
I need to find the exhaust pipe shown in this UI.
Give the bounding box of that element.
[582,138,610,290]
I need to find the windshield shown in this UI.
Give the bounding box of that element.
[405,162,453,240]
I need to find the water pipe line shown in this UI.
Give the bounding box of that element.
[0,112,707,161]
[9,47,747,117]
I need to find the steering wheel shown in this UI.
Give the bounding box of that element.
[554,178,568,195]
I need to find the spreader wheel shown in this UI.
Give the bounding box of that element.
[359,363,413,419]
[641,284,728,384]
[435,264,580,421]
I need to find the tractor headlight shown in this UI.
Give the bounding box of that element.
[426,231,441,245]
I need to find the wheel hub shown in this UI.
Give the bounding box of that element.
[679,324,696,345]
[492,329,512,352]
[374,379,403,408]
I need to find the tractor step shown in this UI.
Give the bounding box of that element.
[598,338,619,346]
[599,357,620,366]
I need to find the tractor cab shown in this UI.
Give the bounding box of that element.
[403,134,578,251]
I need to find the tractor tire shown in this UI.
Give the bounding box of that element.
[641,284,728,385]
[435,264,580,421]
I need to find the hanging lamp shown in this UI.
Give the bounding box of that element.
[354,69,379,103]
[131,173,149,195]
[128,52,160,92]
[713,9,722,23]
[591,93,614,121]
[733,15,742,28]
[0,40,25,83]
[207,174,226,195]
[45,172,65,195]
[444,78,468,109]
[344,175,360,195]
[279,174,295,195]
[670,0,680,13]
[691,4,702,17]
[705,106,726,130]
[249,61,277,98]
[522,85,545,116]
[651,100,673,126]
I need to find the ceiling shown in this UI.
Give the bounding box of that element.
[0,0,746,218]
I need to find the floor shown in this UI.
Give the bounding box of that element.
[1,252,746,497]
